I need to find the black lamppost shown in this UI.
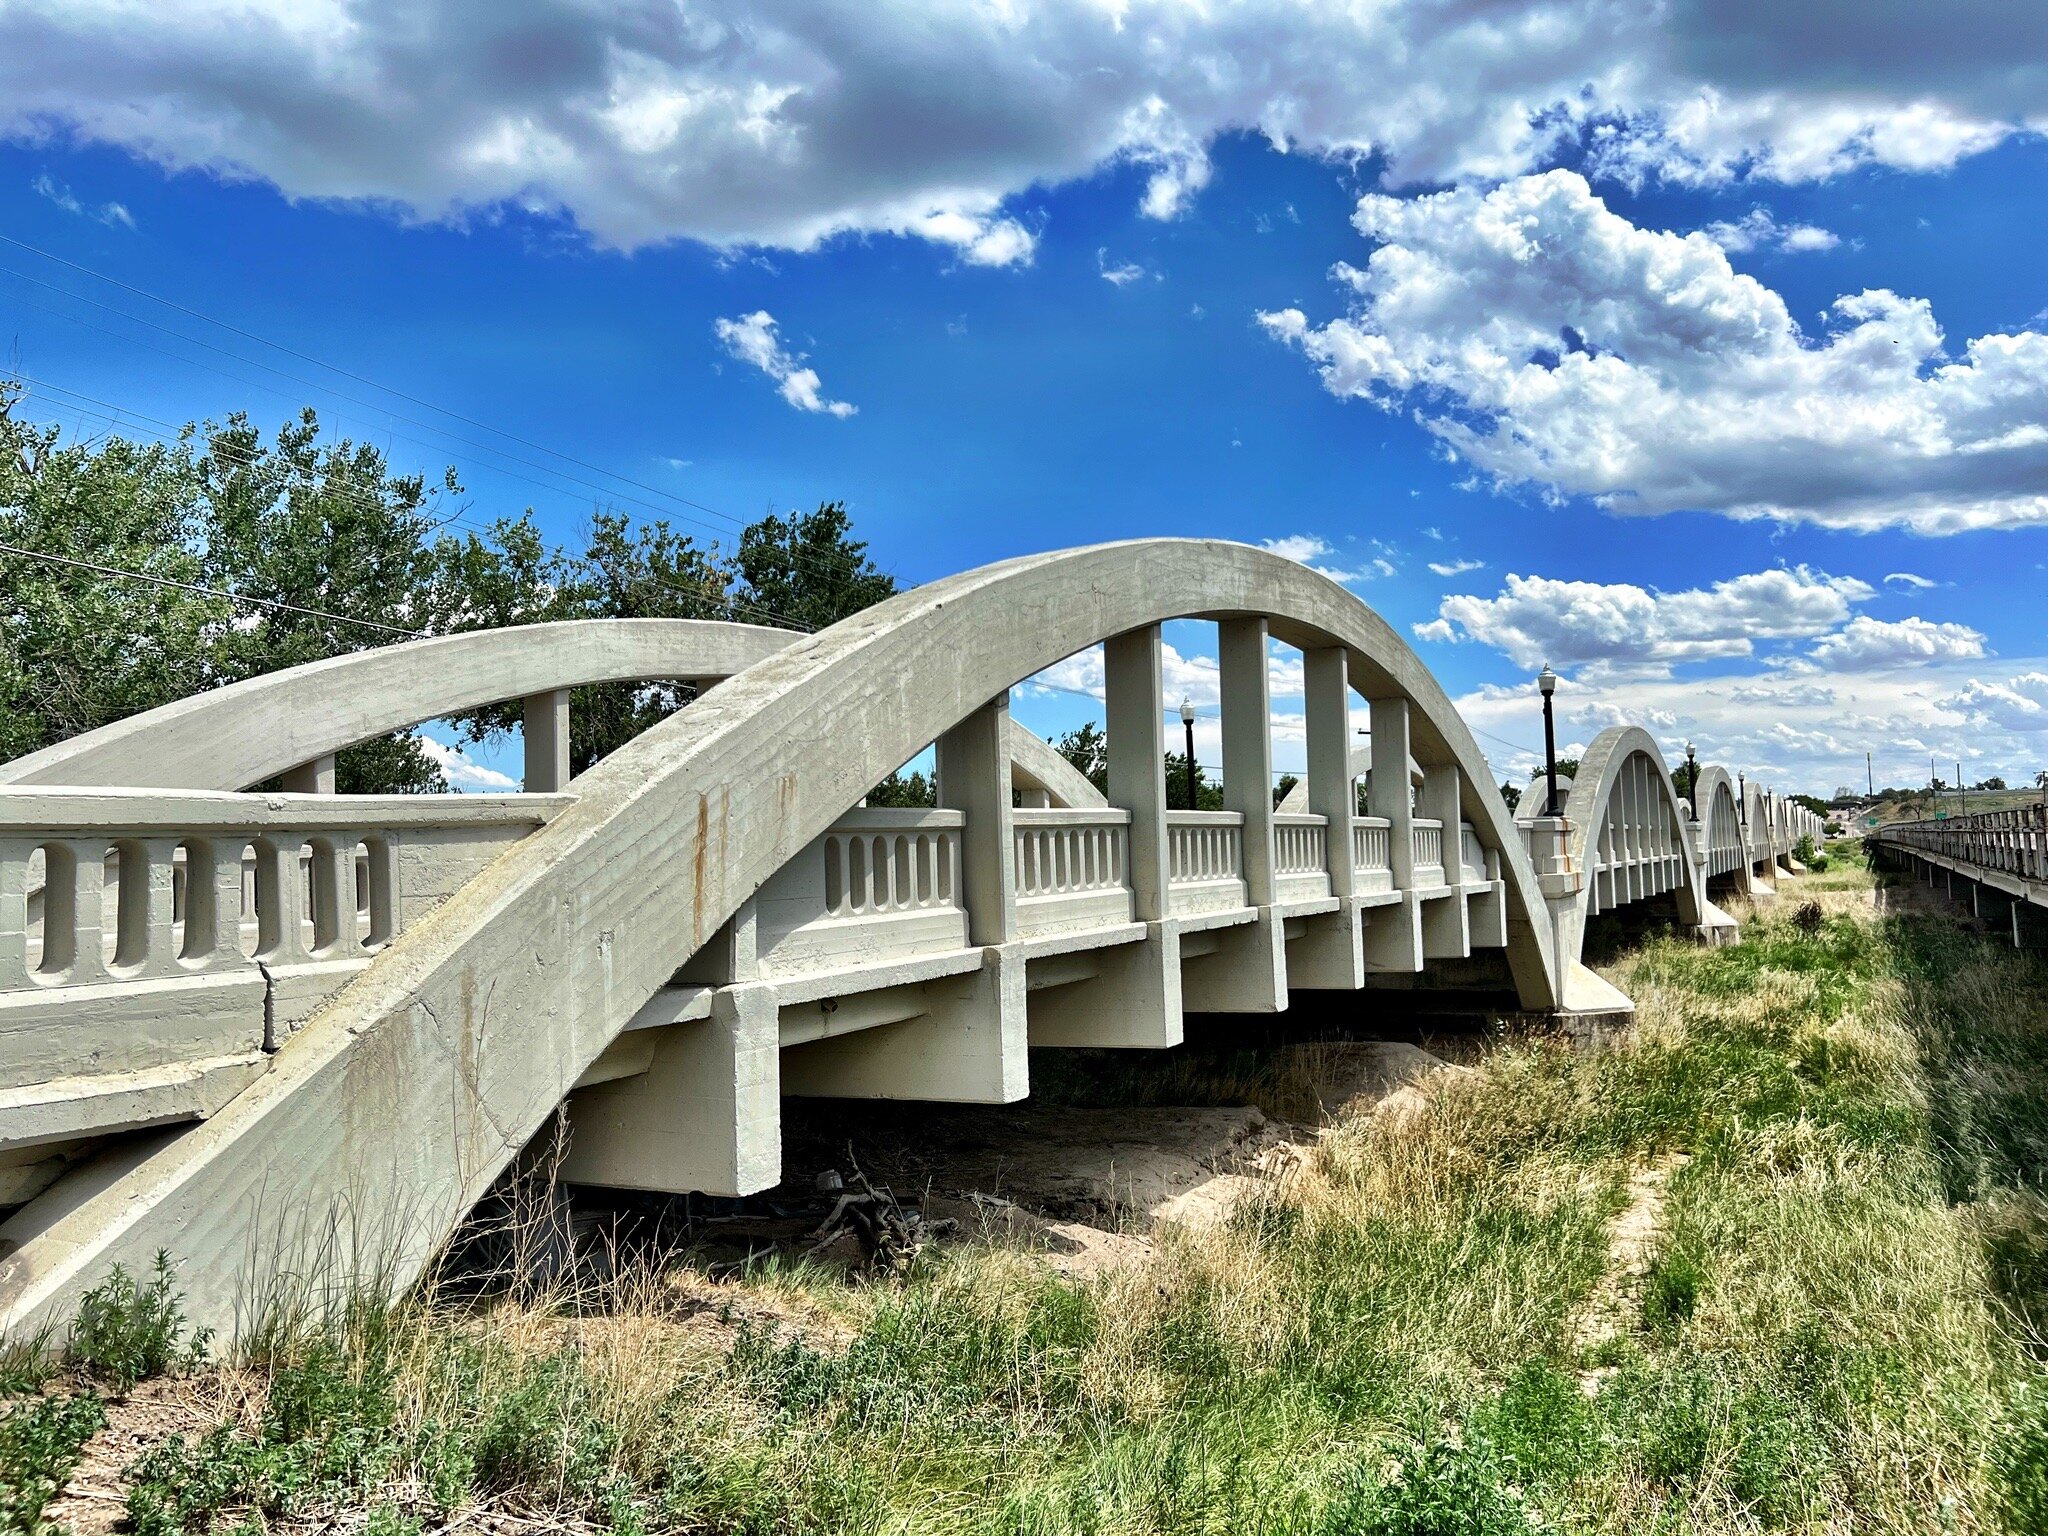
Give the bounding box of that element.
[1180,696,1197,810]
[1685,741,1698,817]
[1738,771,1747,831]
[1538,664,1560,816]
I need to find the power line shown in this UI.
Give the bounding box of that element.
[4,375,824,637]
[7,367,829,636]
[0,539,424,639]
[0,244,891,595]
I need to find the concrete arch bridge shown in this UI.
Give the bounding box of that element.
[0,540,1821,1338]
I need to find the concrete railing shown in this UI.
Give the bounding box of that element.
[1011,808,1133,938]
[1411,818,1446,888]
[1166,810,1247,916]
[1873,807,2048,882]
[755,809,969,976]
[1,789,566,993]
[1459,822,1487,885]
[1352,816,1394,894]
[1273,814,1331,903]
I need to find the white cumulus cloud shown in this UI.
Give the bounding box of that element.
[1944,673,2048,733]
[1807,615,1987,669]
[1417,566,1875,674]
[415,733,518,792]
[1261,170,2048,533]
[1,3,2041,262]
[714,311,856,417]
[1700,206,1838,254]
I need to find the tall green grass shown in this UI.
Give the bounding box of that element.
[6,847,2047,1532]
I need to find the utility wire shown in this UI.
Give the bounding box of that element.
[0,247,890,593]
[0,539,424,638]
[4,377,824,637]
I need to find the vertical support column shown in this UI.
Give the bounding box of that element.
[281,754,336,794]
[1182,616,1288,1013]
[1220,618,1275,907]
[1418,764,1469,960]
[1106,627,1168,922]
[523,689,572,793]
[564,983,783,1196]
[1365,696,1423,973]
[1368,698,1416,888]
[1287,643,1367,989]
[1304,647,1357,897]
[937,695,1017,945]
[1034,627,1182,1046]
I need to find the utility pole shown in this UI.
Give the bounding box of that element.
[1866,750,1873,799]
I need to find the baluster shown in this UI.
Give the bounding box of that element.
[0,839,38,988]
[361,836,398,946]
[57,841,105,983]
[202,839,249,963]
[253,835,311,965]
[307,836,356,960]
[114,836,183,977]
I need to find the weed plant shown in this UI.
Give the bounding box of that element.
[4,849,2046,1532]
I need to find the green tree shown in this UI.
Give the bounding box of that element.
[1164,749,1225,811]
[727,501,895,633]
[0,409,222,761]
[1053,722,1109,796]
[0,393,479,789]
[2,394,901,791]
[866,768,937,807]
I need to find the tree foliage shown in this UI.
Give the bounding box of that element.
[1050,723,1229,809]
[0,390,897,789]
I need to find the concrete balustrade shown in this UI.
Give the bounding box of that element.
[1351,818,1394,893]
[1272,815,1330,904]
[1459,823,1487,884]
[1410,819,1447,887]
[1870,807,2048,954]
[0,540,1827,1344]
[0,788,569,1202]
[1165,811,1247,915]
[1012,809,1134,938]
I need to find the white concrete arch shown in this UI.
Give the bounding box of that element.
[1555,728,1734,957]
[0,538,1567,1339]
[1692,768,1750,886]
[0,616,1104,811]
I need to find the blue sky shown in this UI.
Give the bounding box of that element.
[3,2,2046,799]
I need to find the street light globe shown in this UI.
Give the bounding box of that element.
[1179,696,1196,726]
[1537,664,1557,697]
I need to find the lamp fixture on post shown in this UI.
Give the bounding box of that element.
[1180,696,1197,811]
[1738,771,1746,826]
[1538,663,1560,817]
[1685,741,1698,818]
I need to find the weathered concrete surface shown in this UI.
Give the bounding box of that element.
[0,539,1576,1341]
[0,616,1103,813]
[0,540,1830,1343]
